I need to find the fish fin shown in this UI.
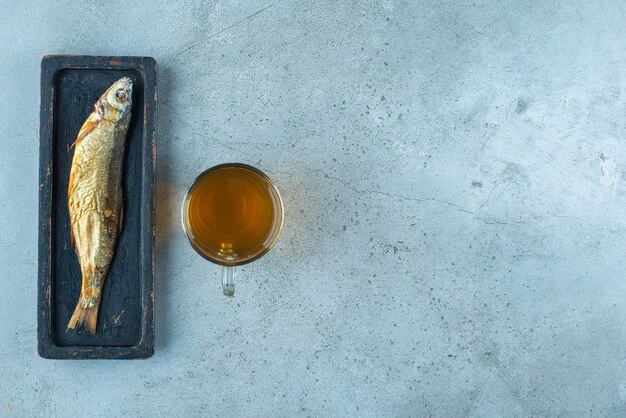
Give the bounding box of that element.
[67,296,101,334]
[71,100,105,149]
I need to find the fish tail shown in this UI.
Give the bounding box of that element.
[67,295,101,334]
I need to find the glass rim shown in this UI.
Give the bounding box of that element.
[180,163,284,267]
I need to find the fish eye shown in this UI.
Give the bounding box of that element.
[115,89,127,101]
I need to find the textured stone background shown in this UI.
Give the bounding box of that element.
[1,0,625,416]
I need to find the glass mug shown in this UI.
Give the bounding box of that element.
[181,163,284,296]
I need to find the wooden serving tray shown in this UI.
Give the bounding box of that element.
[38,55,156,359]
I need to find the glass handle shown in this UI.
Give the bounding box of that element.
[221,266,236,297]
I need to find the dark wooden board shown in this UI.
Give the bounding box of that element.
[38,55,156,359]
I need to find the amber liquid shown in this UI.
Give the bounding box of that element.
[184,165,282,265]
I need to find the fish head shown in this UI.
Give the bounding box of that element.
[104,77,133,113]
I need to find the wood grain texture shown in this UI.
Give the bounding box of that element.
[38,55,156,359]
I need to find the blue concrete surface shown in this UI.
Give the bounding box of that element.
[1,0,625,416]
